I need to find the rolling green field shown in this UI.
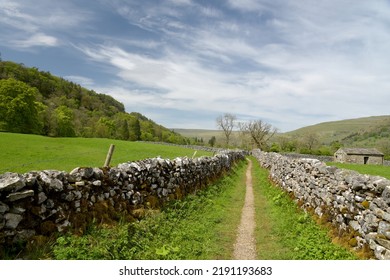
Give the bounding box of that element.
[0,132,213,174]
[328,162,390,180]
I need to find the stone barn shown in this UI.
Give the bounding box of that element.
[334,148,384,165]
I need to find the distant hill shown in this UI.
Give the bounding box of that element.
[173,128,244,146]
[284,115,390,144]
[0,60,187,144]
[174,129,221,139]
[174,116,390,156]
[278,115,390,157]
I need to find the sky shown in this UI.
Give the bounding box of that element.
[1,0,390,132]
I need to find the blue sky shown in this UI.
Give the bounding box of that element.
[1,0,390,132]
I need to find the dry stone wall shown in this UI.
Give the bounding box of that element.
[252,149,390,260]
[0,151,245,249]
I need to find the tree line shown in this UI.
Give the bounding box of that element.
[216,113,277,150]
[215,113,342,155]
[0,61,187,144]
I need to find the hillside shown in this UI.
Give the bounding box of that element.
[0,61,187,144]
[175,116,390,156]
[174,128,243,147]
[277,115,390,157]
[284,115,390,144]
[285,115,390,143]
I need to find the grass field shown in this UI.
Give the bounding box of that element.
[0,132,213,174]
[328,162,390,179]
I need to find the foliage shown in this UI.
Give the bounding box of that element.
[208,136,216,147]
[0,78,45,134]
[0,61,187,144]
[52,161,247,260]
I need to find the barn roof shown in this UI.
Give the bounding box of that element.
[336,148,384,156]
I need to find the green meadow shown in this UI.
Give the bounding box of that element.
[0,132,213,174]
[328,162,390,180]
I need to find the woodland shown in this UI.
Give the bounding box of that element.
[0,60,187,144]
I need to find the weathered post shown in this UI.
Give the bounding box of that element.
[104,144,115,167]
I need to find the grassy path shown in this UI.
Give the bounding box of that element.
[250,157,358,260]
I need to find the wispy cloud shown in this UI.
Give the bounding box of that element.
[73,0,390,130]
[0,0,91,49]
[11,33,59,48]
[2,0,390,131]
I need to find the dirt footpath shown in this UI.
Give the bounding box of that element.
[233,159,257,259]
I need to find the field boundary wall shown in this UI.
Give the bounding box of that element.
[253,149,390,260]
[0,151,245,249]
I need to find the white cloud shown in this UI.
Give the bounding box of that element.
[4,0,390,131]
[64,75,95,87]
[227,0,268,12]
[167,0,192,6]
[0,0,92,49]
[11,33,59,48]
[78,0,390,132]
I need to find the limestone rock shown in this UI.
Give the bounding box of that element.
[39,171,63,192]
[6,190,34,202]
[5,213,23,229]
[37,192,47,204]
[0,201,9,213]
[0,172,26,193]
[382,186,390,204]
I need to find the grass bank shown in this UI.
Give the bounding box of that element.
[328,162,390,179]
[27,160,248,260]
[251,157,359,260]
[0,132,213,174]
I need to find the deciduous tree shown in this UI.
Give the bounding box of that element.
[216,113,236,146]
[239,119,277,150]
[0,78,45,134]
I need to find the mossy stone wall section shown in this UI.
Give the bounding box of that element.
[0,151,245,249]
[253,149,390,260]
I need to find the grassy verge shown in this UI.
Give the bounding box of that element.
[39,160,248,260]
[251,157,358,260]
[0,132,213,174]
[328,162,390,179]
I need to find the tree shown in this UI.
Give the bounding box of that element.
[216,113,236,146]
[239,119,277,150]
[208,136,216,147]
[0,78,45,134]
[54,105,75,137]
[130,118,142,141]
[299,132,320,154]
[121,119,130,140]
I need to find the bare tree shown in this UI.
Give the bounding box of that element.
[216,113,236,146]
[301,132,320,152]
[239,119,277,150]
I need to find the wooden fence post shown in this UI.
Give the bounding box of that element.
[104,144,115,167]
